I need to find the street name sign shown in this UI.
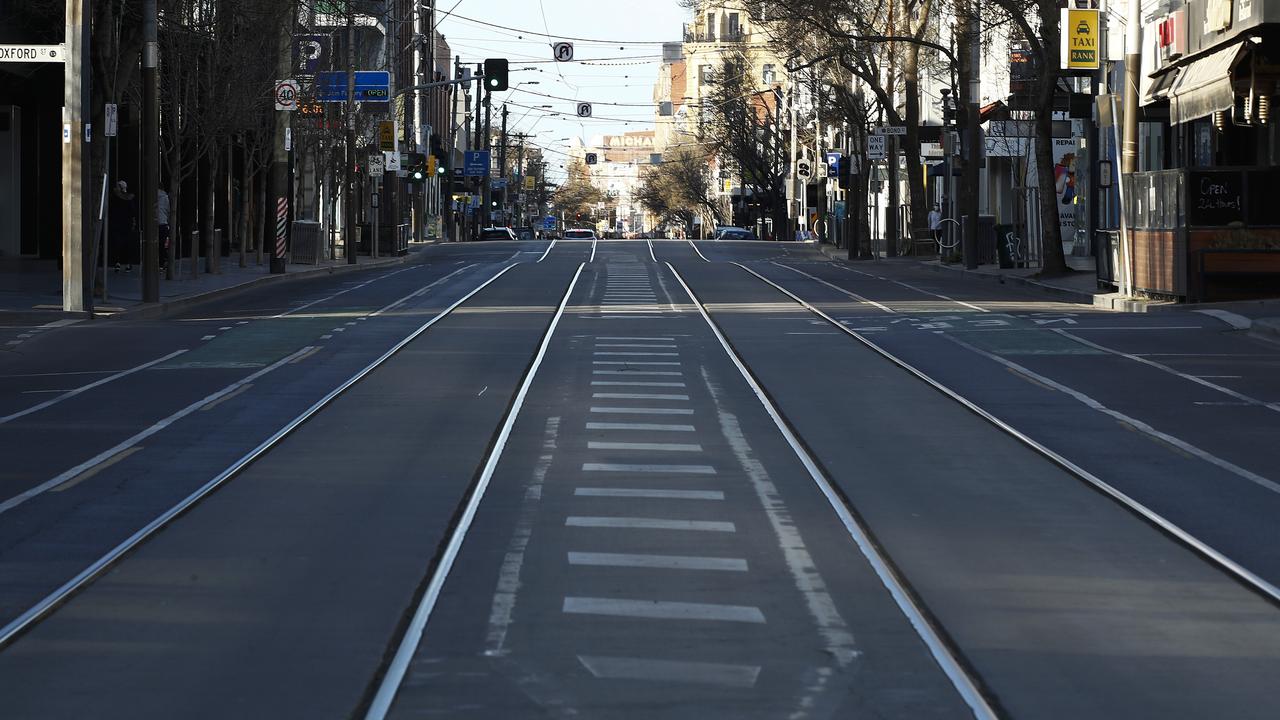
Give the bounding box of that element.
[884,125,907,136]
[314,71,391,102]
[0,45,64,63]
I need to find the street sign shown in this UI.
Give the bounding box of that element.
[1062,9,1100,70]
[293,35,330,75]
[378,121,395,151]
[104,104,118,137]
[796,159,812,179]
[274,79,299,111]
[543,216,557,230]
[384,151,401,171]
[524,175,536,190]
[585,152,598,165]
[553,42,574,62]
[491,178,508,189]
[825,151,841,173]
[884,125,907,136]
[368,154,385,177]
[867,135,886,159]
[0,45,64,63]
[314,71,391,102]
[577,102,593,118]
[464,150,491,177]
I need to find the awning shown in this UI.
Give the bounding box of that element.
[1142,66,1179,107]
[1168,41,1248,124]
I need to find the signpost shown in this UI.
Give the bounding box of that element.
[367,154,384,177]
[0,44,65,63]
[315,71,391,102]
[867,135,886,159]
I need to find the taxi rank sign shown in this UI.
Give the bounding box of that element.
[1063,9,1100,70]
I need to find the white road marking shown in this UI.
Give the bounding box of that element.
[587,441,702,452]
[563,597,765,623]
[1194,308,1252,329]
[590,406,694,415]
[831,263,989,312]
[593,352,679,357]
[591,381,687,388]
[51,446,146,493]
[586,422,695,432]
[686,238,710,262]
[575,488,722,500]
[593,370,683,376]
[596,336,677,341]
[578,655,760,688]
[0,349,189,425]
[367,265,477,318]
[320,334,333,340]
[568,552,747,572]
[536,239,558,262]
[593,392,690,400]
[477,386,488,397]
[583,462,714,474]
[39,318,84,328]
[1054,329,1280,413]
[590,236,597,262]
[944,332,1280,495]
[594,343,676,349]
[219,326,233,330]
[646,238,657,261]
[566,516,734,531]
[770,262,894,313]
[0,347,314,515]
[201,335,216,340]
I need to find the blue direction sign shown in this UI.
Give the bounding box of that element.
[543,216,557,230]
[314,71,390,102]
[464,150,491,177]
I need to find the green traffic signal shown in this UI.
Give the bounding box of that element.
[483,58,509,92]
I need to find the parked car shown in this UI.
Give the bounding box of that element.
[564,228,597,240]
[512,226,537,241]
[477,227,517,241]
[714,227,758,240]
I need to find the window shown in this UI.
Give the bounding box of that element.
[762,64,776,84]
[728,13,740,39]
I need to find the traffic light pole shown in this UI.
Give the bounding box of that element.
[499,104,508,223]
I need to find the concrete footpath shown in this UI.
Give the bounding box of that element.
[0,245,430,325]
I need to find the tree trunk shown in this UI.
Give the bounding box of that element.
[904,42,927,245]
[1034,4,1068,276]
[202,141,219,274]
[256,165,267,265]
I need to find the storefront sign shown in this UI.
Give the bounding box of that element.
[1062,9,1100,70]
[1205,0,1231,33]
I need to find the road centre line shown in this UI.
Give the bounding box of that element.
[576,487,722,500]
[0,263,523,651]
[0,349,189,425]
[364,263,583,719]
[536,239,558,262]
[832,263,989,312]
[578,655,759,688]
[732,261,1280,608]
[586,422,695,431]
[567,516,735,532]
[592,393,690,401]
[587,441,702,452]
[563,597,765,623]
[0,347,314,516]
[568,552,747,572]
[671,262,999,717]
[591,406,695,415]
[770,262,894,313]
[583,462,715,474]
[1054,329,1280,413]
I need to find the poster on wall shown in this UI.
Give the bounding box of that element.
[1052,138,1078,244]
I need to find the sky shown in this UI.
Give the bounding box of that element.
[436,0,689,179]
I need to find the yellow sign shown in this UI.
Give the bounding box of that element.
[378,121,395,151]
[426,154,437,177]
[1064,9,1099,70]
[524,175,536,190]
[723,179,732,193]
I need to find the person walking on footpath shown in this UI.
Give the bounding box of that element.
[928,203,943,244]
[109,180,138,272]
[156,188,171,273]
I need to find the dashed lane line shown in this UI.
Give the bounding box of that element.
[568,552,747,572]
[563,597,765,623]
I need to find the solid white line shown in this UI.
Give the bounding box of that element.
[275,264,416,319]
[0,349,189,425]
[647,238,657,261]
[567,516,735,531]
[832,263,989,312]
[947,332,1280,494]
[592,361,681,365]
[591,406,694,415]
[593,392,690,400]
[575,487,723,500]
[592,352,679,357]
[593,370,682,377]
[40,318,84,328]
[770,262,895,314]
[687,238,710,262]
[563,597,765,623]
[591,381,687,388]
[365,263,584,719]
[583,462,714,474]
[669,262,1000,718]
[537,239,558,262]
[0,347,313,515]
[1054,329,1280,413]
[590,236,597,262]
[569,552,747,572]
[587,441,702,452]
[578,655,760,688]
[586,422,695,431]
[594,343,677,349]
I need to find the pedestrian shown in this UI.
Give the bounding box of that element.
[928,203,943,243]
[109,180,138,272]
[156,188,171,273]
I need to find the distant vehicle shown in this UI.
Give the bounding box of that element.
[477,227,517,241]
[563,228,597,240]
[513,226,537,241]
[714,227,758,240]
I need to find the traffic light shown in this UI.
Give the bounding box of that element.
[406,152,427,183]
[429,133,449,179]
[484,58,509,92]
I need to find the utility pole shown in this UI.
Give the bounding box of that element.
[62,0,92,312]
[499,104,508,222]
[473,62,483,238]
[959,0,981,270]
[345,9,358,263]
[269,1,294,274]
[1119,0,1141,296]
[483,75,492,227]
[141,0,160,300]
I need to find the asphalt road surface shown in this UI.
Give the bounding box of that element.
[1,239,1278,719]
